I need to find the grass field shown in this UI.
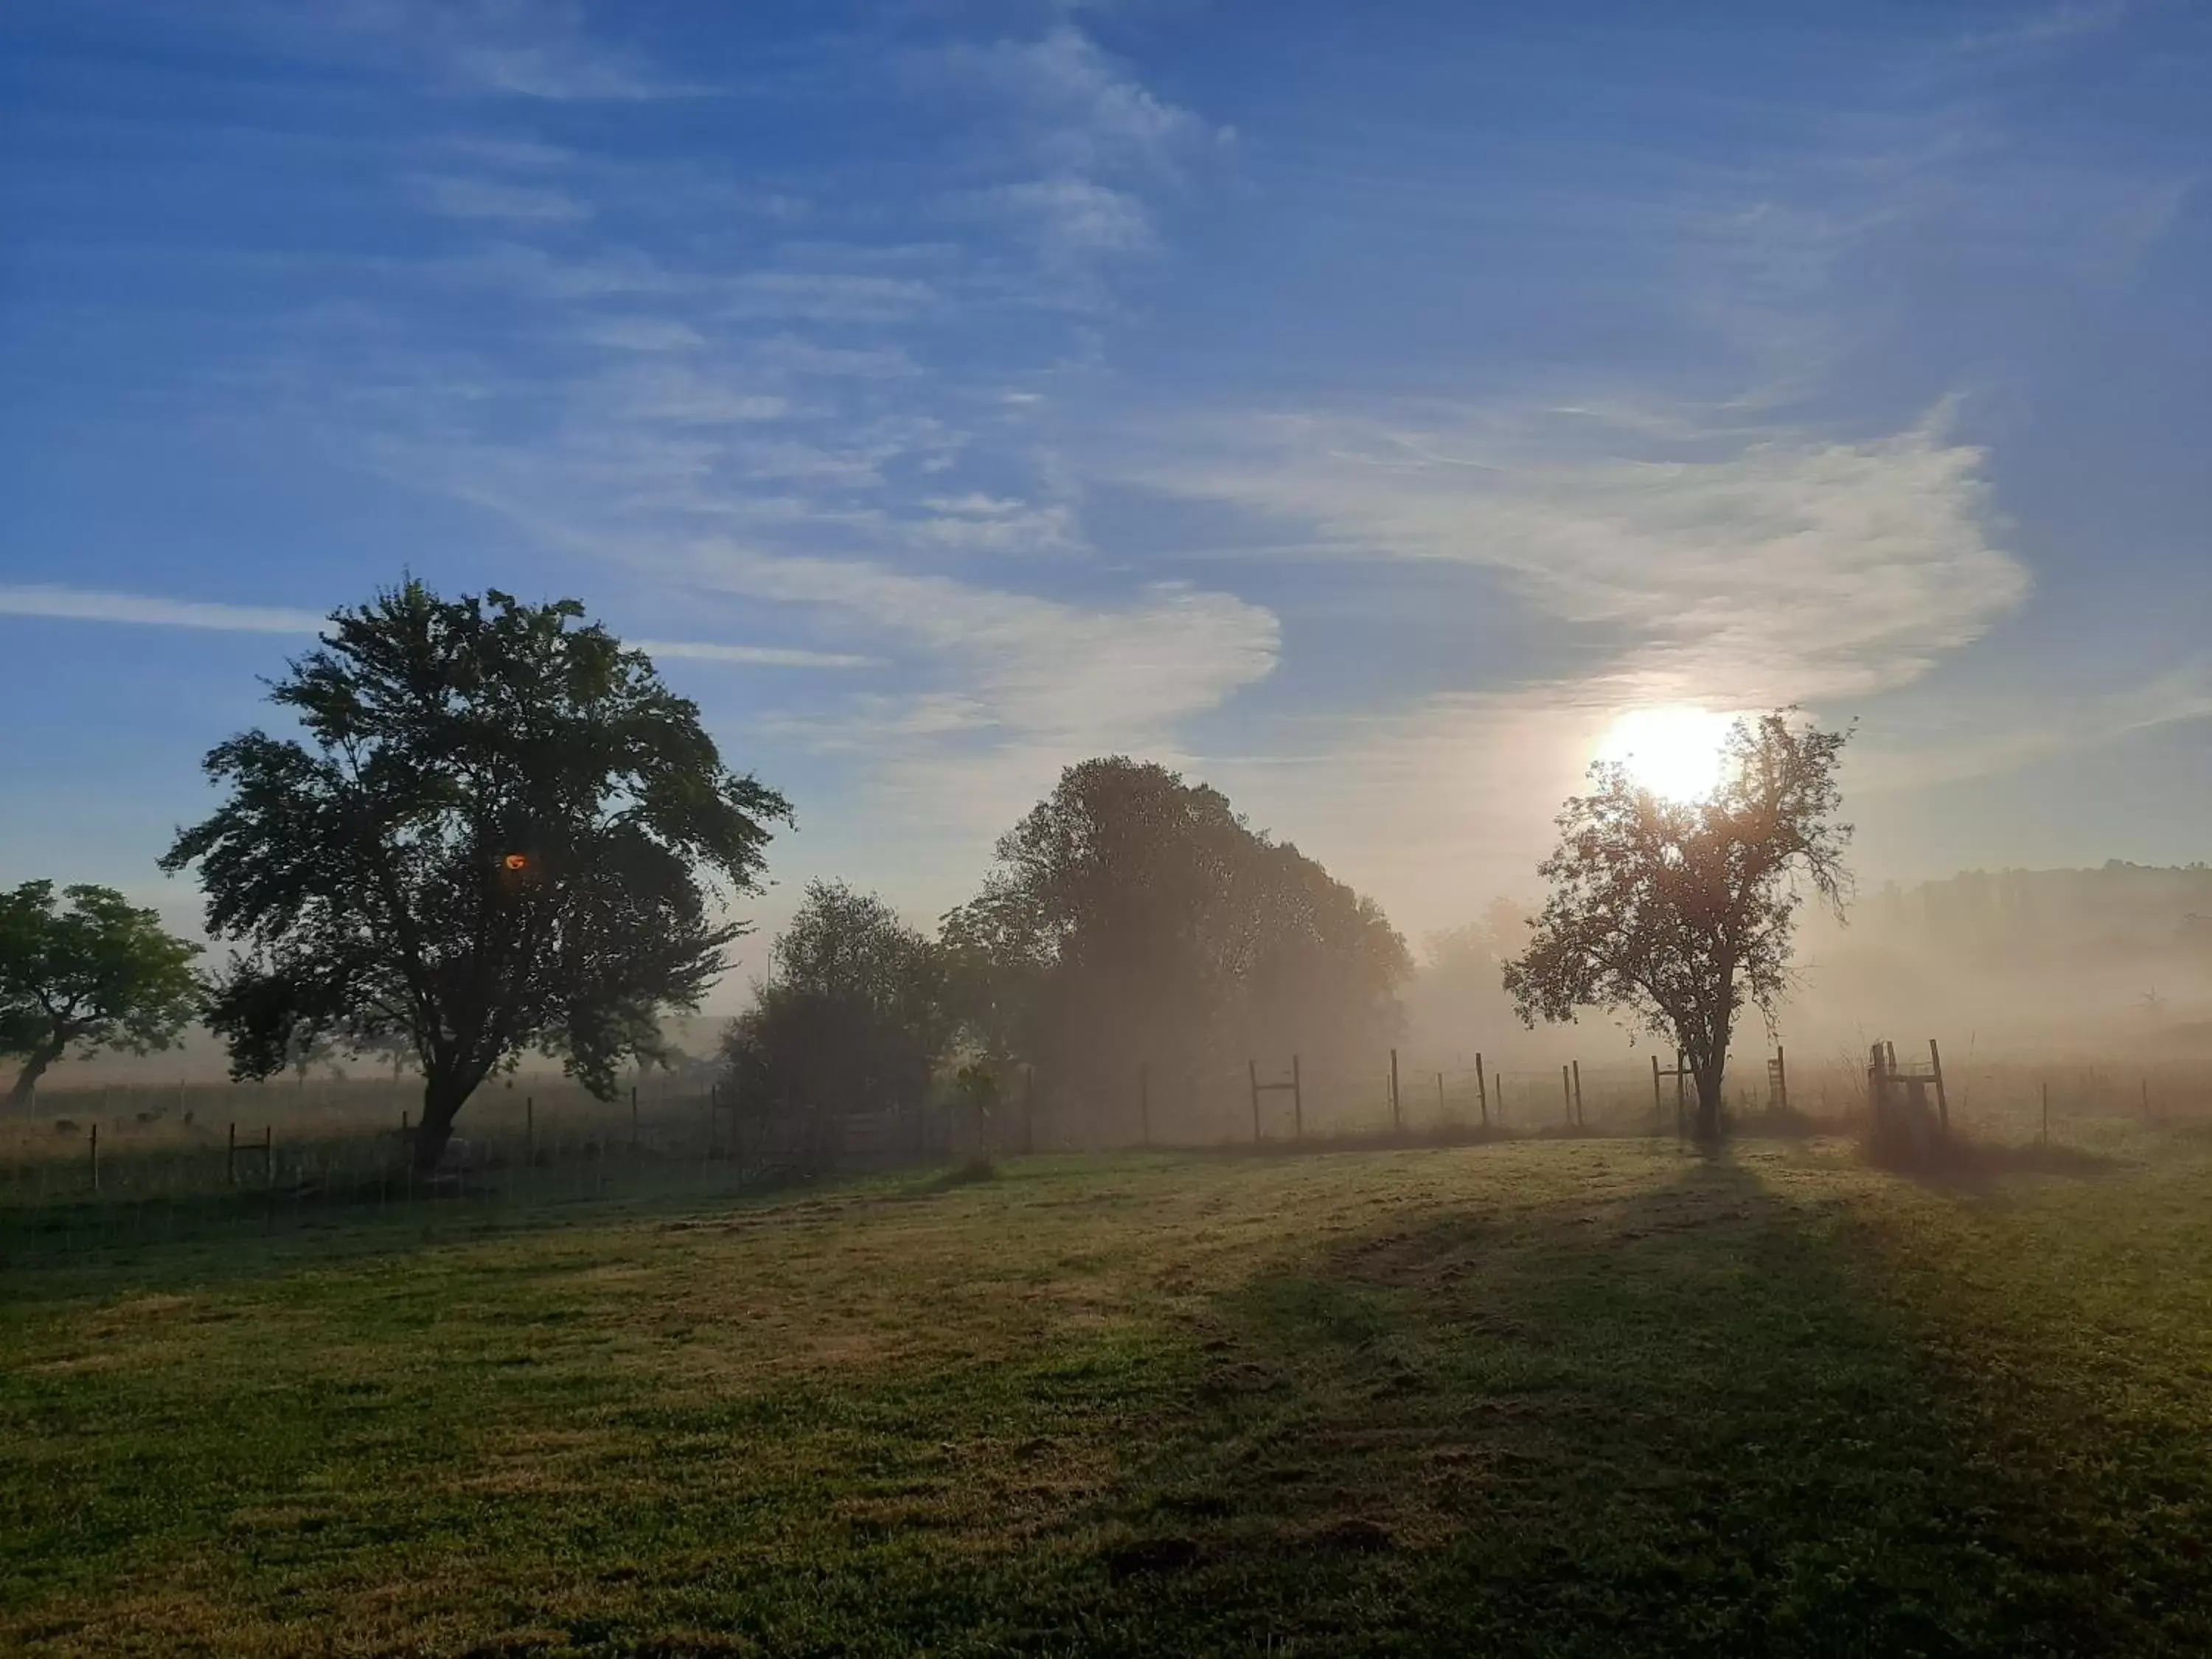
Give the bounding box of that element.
[8,1128,2212,1655]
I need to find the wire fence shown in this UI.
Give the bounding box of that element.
[7,1048,2210,1273]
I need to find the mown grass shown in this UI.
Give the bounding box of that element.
[7,1131,2212,1655]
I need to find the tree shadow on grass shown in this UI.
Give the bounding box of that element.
[1863,1131,2118,1192]
[1060,1151,2211,1657]
[0,1155,962,1310]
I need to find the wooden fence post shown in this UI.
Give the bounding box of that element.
[1928,1040,1948,1135]
[1774,1046,1790,1113]
[1390,1048,1401,1135]
[1651,1054,1662,1130]
[1476,1053,1488,1127]
[1292,1055,1303,1141]
[1561,1065,1572,1127]
[1572,1060,1584,1127]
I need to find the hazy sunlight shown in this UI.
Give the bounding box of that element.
[1597,706,1737,802]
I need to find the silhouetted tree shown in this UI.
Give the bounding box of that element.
[162,580,790,1170]
[721,882,949,1155]
[1503,712,1851,1139]
[942,758,1408,1132]
[0,881,203,1105]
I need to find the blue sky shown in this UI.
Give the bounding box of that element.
[3,0,2208,969]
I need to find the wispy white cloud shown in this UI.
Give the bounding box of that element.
[1140,403,2027,706]
[628,639,878,670]
[699,543,1281,837]
[1947,0,2132,61]
[299,0,710,101]
[987,177,1158,260]
[0,586,323,633]
[687,546,1277,745]
[918,21,1226,280]
[1851,657,2212,793]
[602,364,785,420]
[720,271,939,324]
[0,585,869,669]
[418,174,593,223]
[932,24,1213,178]
[453,241,684,300]
[914,494,1084,554]
[754,335,919,380]
[576,316,707,352]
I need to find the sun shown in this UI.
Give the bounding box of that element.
[1597,706,1738,802]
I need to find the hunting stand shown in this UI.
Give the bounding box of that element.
[1868,1039,1950,1156]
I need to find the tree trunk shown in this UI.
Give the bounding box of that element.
[1688,1038,1727,1141]
[8,1037,67,1109]
[411,1070,475,1173]
[1694,1063,1725,1141]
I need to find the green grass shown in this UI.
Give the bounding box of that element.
[7,1131,2212,1655]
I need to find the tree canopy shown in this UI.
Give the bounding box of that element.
[161,580,790,1168]
[721,881,949,1163]
[1503,712,1851,1137]
[942,757,1409,1133]
[0,881,202,1105]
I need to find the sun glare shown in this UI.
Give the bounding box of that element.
[1597,706,1738,802]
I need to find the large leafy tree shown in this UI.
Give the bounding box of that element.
[721,881,950,1152]
[162,580,791,1169]
[1503,712,1852,1138]
[0,882,203,1105]
[943,757,1408,1133]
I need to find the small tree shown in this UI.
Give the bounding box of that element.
[161,580,790,1170]
[1503,712,1851,1138]
[0,882,202,1105]
[721,881,949,1160]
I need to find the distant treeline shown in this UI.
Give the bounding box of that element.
[1857,862,2212,956]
